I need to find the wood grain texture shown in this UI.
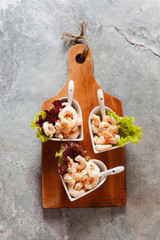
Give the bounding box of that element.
[42,44,126,208]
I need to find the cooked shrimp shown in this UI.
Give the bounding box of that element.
[99,122,110,132]
[71,169,88,181]
[59,118,72,134]
[63,158,102,197]
[84,172,99,190]
[61,127,71,135]
[74,182,84,191]
[97,131,103,137]
[93,135,106,145]
[69,118,81,132]
[91,123,99,134]
[107,134,120,144]
[58,106,77,120]
[86,162,100,175]
[103,115,117,125]
[66,128,80,139]
[70,117,80,129]
[62,102,69,107]
[55,130,63,140]
[71,125,79,132]
[91,114,101,126]
[60,117,71,127]
[43,122,55,137]
[102,130,114,139]
[68,186,86,198]
[75,155,87,171]
[67,157,78,174]
[95,144,112,152]
[77,117,82,126]
[67,156,77,166]
[107,125,119,135]
[55,121,63,130]
[63,173,76,188]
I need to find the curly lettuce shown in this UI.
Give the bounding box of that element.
[107,111,143,147]
[31,111,51,142]
[55,144,65,166]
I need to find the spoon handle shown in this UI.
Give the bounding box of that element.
[97,89,106,119]
[99,166,125,178]
[68,80,74,106]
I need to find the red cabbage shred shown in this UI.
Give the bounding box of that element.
[36,100,64,127]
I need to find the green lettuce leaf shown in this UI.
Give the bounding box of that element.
[107,111,143,147]
[31,111,51,142]
[55,144,65,158]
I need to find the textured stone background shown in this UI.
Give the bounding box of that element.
[0,0,160,239]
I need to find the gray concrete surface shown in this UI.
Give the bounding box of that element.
[0,0,160,239]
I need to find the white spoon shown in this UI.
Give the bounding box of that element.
[97,89,106,119]
[99,166,124,178]
[68,80,74,106]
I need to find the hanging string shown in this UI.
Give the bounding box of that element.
[61,21,89,59]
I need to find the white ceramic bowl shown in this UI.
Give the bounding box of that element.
[89,106,121,154]
[50,97,83,141]
[60,159,107,202]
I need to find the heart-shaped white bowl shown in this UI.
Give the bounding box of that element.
[60,159,107,202]
[89,106,121,154]
[50,97,83,141]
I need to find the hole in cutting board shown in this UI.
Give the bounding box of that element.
[76,54,85,64]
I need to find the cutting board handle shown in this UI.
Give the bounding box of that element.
[68,44,94,80]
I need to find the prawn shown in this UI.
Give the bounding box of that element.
[107,134,120,144]
[63,173,76,188]
[84,172,99,190]
[103,115,117,125]
[91,123,99,134]
[55,130,63,140]
[74,182,84,191]
[70,117,82,132]
[66,128,80,139]
[102,130,114,139]
[75,155,86,171]
[107,125,119,135]
[68,186,86,198]
[99,122,110,132]
[86,161,100,175]
[67,157,78,174]
[62,102,69,107]
[93,135,106,145]
[71,169,88,181]
[58,106,77,120]
[43,122,55,137]
[77,117,82,126]
[59,118,72,134]
[91,114,101,126]
[71,125,79,132]
[95,144,112,152]
[55,121,63,130]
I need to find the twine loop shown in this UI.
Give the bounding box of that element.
[61,21,88,59]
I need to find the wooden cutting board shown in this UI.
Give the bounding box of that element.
[42,44,126,208]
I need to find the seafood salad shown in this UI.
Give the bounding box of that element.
[91,113,120,152]
[55,143,100,198]
[91,110,143,152]
[31,100,82,142]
